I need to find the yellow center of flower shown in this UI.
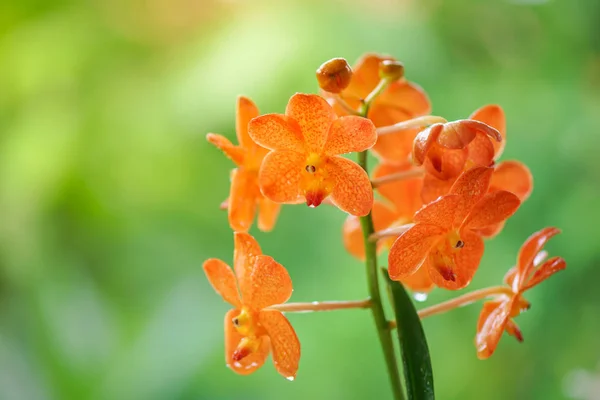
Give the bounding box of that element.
[302,153,333,207]
[430,230,464,282]
[231,308,264,362]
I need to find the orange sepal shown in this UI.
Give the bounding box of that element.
[469,104,506,159]
[490,160,533,202]
[259,310,301,379]
[475,299,512,360]
[414,194,461,229]
[248,114,304,152]
[233,232,262,290]
[258,150,304,204]
[207,133,245,166]
[236,96,260,150]
[520,256,566,292]
[327,156,373,216]
[285,93,336,153]
[257,197,281,232]
[462,191,521,231]
[228,168,259,232]
[324,116,377,155]
[516,227,561,289]
[427,229,484,290]
[242,255,293,311]
[388,223,446,280]
[225,309,270,375]
[449,166,494,224]
[203,259,241,307]
[474,221,506,239]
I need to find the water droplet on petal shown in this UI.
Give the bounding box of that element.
[414,292,428,302]
[286,376,295,382]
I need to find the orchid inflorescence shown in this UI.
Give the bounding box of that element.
[203,53,566,396]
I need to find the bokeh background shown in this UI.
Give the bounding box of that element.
[1,0,600,399]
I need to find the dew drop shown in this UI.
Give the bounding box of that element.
[414,292,428,302]
[286,376,295,382]
[308,204,316,208]
[533,250,548,266]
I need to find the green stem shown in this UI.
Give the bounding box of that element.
[358,92,405,399]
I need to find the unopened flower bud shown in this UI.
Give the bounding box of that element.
[316,58,352,93]
[379,60,405,81]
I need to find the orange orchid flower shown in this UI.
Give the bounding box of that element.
[419,105,533,205]
[207,97,281,232]
[476,227,566,359]
[388,166,521,290]
[203,232,300,378]
[322,53,431,164]
[248,93,376,216]
[413,118,502,181]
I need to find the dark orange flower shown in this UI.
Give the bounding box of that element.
[203,232,300,378]
[248,93,376,216]
[419,105,533,205]
[476,227,566,359]
[388,166,521,290]
[322,53,431,164]
[207,97,281,232]
[413,118,502,181]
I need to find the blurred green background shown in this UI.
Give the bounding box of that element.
[1,0,599,399]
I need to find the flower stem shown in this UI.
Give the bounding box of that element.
[357,89,405,398]
[333,94,360,116]
[371,169,425,188]
[369,223,414,242]
[377,116,447,136]
[269,299,371,313]
[389,285,513,328]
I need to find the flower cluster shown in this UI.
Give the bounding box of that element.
[204,53,565,381]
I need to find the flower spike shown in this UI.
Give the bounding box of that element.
[204,233,300,378]
[249,93,376,216]
[476,227,566,359]
[207,96,281,232]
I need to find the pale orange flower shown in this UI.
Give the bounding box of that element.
[248,93,376,216]
[203,232,300,378]
[388,166,521,290]
[476,227,566,359]
[207,97,281,232]
[322,53,431,164]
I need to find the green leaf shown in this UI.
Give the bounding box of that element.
[385,273,435,400]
